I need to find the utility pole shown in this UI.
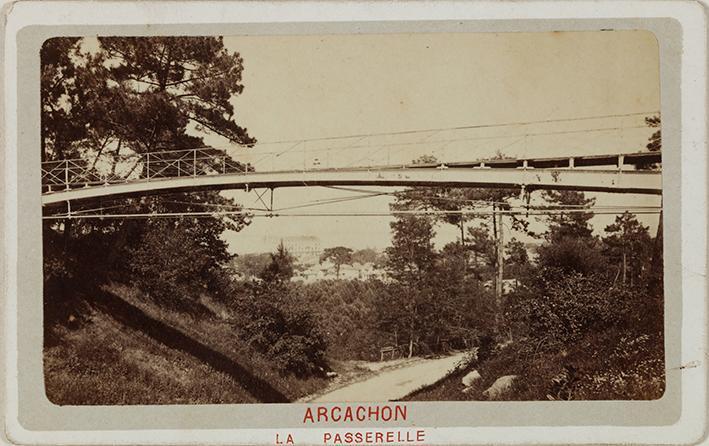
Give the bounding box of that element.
[495,212,504,334]
[648,198,663,295]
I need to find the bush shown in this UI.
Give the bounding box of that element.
[507,270,648,347]
[298,279,390,361]
[535,237,606,276]
[128,220,227,310]
[236,283,328,376]
[494,269,665,400]
[570,330,664,399]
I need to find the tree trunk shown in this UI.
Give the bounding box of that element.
[408,305,416,358]
[111,139,122,177]
[459,219,468,272]
[622,251,627,285]
[492,204,498,240]
[62,218,73,253]
[613,266,621,286]
[647,205,663,295]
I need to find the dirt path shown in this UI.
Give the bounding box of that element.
[303,352,467,402]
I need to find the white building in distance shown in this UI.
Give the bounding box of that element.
[263,235,321,264]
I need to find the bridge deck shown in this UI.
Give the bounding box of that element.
[42,165,662,206]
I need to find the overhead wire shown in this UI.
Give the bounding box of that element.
[42,207,663,220]
[228,124,648,164]
[46,111,658,164]
[230,110,659,147]
[58,186,661,218]
[273,193,390,212]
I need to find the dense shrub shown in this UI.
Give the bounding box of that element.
[128,220,231,310]
[507,270,656,347]
[231,246,329,377]
[535,237,606,276]
[487,267,665,400]
[297,277,495,361]
[299,279,386,361]
[235,284,328,376]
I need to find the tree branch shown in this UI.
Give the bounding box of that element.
[163,70,231,88]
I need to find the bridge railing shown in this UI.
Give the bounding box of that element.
[42,148,252,191]
[41,145,662,193]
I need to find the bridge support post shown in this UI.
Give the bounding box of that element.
[64,161,69,190]
[569,157,575,169]
[617,154,625,184]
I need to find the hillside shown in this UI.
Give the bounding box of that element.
[44,282,328,405]
[402,327,664,402]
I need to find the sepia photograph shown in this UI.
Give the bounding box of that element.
[39,30,666,407]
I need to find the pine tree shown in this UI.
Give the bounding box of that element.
[540,190,596,242]
[385,215,438,357]
[602,212,652,286]
[320,247,354,279]
[41,37,255,303]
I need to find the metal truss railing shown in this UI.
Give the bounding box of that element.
[41,148,251,191]
[41,144,662,195]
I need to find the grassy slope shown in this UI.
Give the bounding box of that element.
[44,283,328,405]
[403,329,665,401]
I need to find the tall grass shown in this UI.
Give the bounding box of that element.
[44,283,328,405]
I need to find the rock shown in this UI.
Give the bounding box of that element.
[466,347,479,363]
[462,386,475,394]
[325,371,338,379]
[482,375,518,400]
[455,348,479,371]
[461,370,482,387]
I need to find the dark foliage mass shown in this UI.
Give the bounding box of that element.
[42,37,331,402]
[233,244,328,376]
[298,279,387,361]
[42,36,253,311]
[399,183,664,401]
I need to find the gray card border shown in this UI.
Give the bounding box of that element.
[6,10,694,438]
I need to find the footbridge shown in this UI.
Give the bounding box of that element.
[41,148,662,206]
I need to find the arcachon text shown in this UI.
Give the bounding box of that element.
[302,404,407,424]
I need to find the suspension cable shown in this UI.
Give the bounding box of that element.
[42,207,662,220]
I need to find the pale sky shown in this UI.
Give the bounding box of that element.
[193,31,661,254]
